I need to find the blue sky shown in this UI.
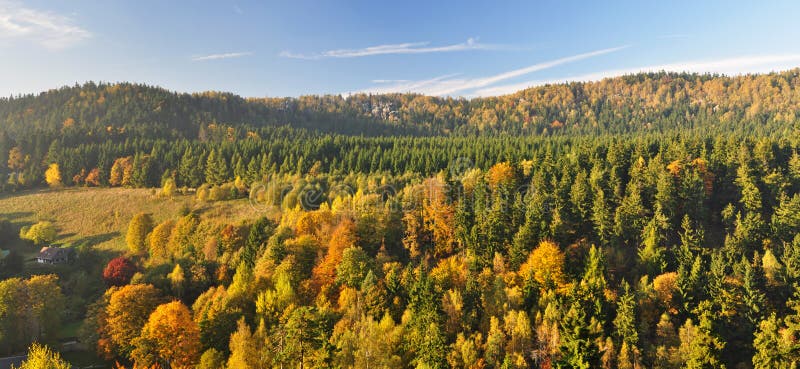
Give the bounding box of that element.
[2,0,800,97]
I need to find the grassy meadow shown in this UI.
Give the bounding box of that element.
[0,187,277,266]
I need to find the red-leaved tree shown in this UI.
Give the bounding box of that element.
[103,257,137,287]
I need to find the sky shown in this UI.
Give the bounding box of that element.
[2,0,800,98]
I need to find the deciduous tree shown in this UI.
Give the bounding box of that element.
[13,343,71,369]
[104,284,162,357]
[103,257,137,287]
[44,163,62,187]
[126,213,154,255]
[132,301,200,369]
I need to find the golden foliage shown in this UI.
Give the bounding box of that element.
[653,272,678,313]
[85,168,101,186]
[104,284,162,357]
[45,163,62,187]
[134,301,200,369]
[519,240,567,289]
[485,162,516,191]
[666,160,682,177]
[109,156,133,187]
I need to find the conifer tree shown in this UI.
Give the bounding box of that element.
[205,149,229,185]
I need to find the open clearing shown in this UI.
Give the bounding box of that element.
[0,187,276,257]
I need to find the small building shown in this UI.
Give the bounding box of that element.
[0,249,9,266]
[0,355,26,369]
[35,246,73,264]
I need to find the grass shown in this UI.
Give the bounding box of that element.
[0,187,278,256]
[0,187,191,253]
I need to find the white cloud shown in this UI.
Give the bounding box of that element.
[372,79,410,84]
[281,38,498,59]
[473,54,800,96]
[357,46,628,96]
[192,52,253,61]
[0,0,90,50]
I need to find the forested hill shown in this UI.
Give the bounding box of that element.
[2,69,800,192]
[3,69,800,142]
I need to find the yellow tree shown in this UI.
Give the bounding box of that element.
[226,318,263,369]
[19,221,57,245]
[486,162,517,191]
[104,284,162,357]
[132,301,200,369]
[45,163,62,187]
[148,220,175,262]
[519,240,567,290]
[126,213,154,255]
[109,156,133,187]
[25,275,66,344]
[13,343,71,369]
[168,264,186,298]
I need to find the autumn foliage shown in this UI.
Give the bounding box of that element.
[101,284,163,358]
[519,240,567,289]
[132,301,200,369]
[103,257,137,287]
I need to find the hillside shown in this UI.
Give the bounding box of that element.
[2,69,800,142]
[2,70,800,194]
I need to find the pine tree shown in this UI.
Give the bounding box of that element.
[678,302,726,369]
[406,269,447,368]
[752,314,789,369]
[205,149,229,185]
[772,194,800,243]
[614,281,638,349]
[639,208,668,277]
[740,257,766,326]
[653,313,680,369]
[178,147,200,188]
[558,295,602,369]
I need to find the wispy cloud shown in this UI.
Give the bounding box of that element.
[372,79,410,84]
[356,46,628,96]
[192,52,253,61]
[281,38,499,59]
[473,54,800,96]
[0,0,90,50]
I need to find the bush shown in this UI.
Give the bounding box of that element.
[19,221,57,245]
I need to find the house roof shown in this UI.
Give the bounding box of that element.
[37,246,72,260]
[0,355,26,369]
